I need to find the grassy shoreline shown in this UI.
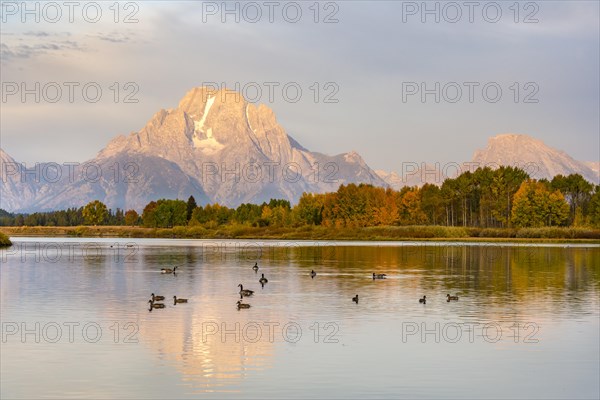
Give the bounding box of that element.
[1,225,599,243]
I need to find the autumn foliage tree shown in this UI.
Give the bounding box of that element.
[511,180,569,227]
[1,171,596,230]
[82,200,108,226]
[143,200,187,228]
[124,210,139,226]
[370,188,399,226]
[294,193,324,225]
[397,188,427,225]
[142,201,158,228]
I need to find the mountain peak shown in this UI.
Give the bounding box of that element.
[473,133,597,183]
[101,86,287,159]
[488,133,547,146]
[478,133,557,155]
[493,133,528,139]
[177,86,248,119]
[10,86,384,212]
[344,151,363,164]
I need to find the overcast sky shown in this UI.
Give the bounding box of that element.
[1,1,598,171]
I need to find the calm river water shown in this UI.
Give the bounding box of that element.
[1,238,599,399]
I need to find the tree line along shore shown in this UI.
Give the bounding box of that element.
[1,167,599,241]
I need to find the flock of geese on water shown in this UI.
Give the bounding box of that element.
[147,266,186,311]
[147,263,460,311]
[354,274,459,304]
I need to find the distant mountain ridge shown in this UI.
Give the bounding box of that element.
[377,134,598,190]
[471,134,598,184]
[1,87,385,212]
[1,87,597,213]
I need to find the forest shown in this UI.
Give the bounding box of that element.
[1,167,599,231]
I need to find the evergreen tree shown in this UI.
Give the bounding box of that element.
[186,196,197,222]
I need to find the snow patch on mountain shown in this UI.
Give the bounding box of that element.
[245,103,254,133]
[193,128,224,154]
[190,95,224,153]
[195,95,215,133]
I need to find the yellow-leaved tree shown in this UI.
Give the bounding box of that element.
[511,180,569,227]
[82,200,108,226]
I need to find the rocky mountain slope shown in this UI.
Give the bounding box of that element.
[1,87,385,212]
[471,134,598,184]
[2,88,596,212]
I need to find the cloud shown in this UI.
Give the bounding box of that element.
[0,1,597,169]
[0,39,83,61]
[89,31,134,44]
[23,31,51,37]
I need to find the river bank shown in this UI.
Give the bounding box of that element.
[1,225,599,243]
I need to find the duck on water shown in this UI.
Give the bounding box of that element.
[237,300,251,309]
[174,296,188,304]
[161,266,178,274]
[148,300,165,311]
[447,294,459,301]
[238,284,254,297]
